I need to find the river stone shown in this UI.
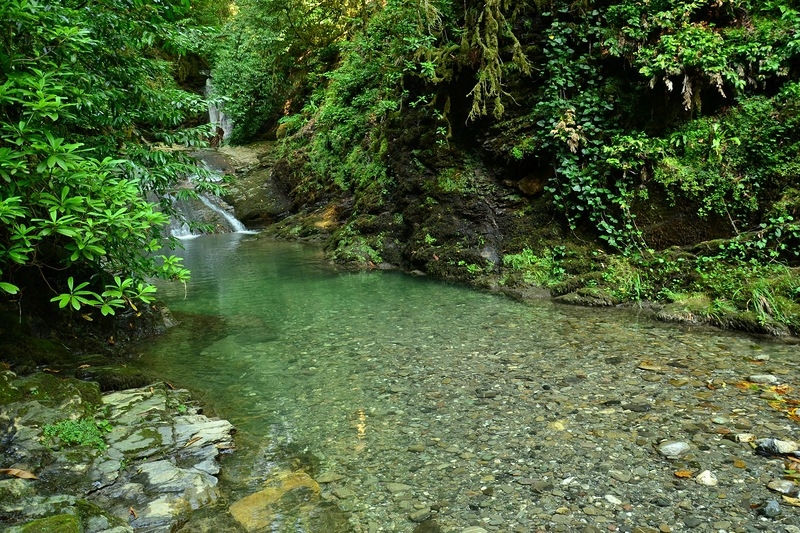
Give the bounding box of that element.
[657,441,691,459]
[694,470,718,486]
[755,438,798,455]
[461,528,488,533]
[229,471,320,532]
[386,482,414,493]
[761,499,781,518]
[767,479,800,496]
[748,374,778,384]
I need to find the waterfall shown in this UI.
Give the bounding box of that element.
[197,194,256,234]
[207,79,233,141]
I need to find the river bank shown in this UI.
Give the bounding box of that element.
[0,372,234,532]
[193,143,800,341]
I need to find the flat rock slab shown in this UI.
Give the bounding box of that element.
[0,375,235,533]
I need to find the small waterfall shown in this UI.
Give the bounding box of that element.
[207,79,233,141]
[198,194,256,234]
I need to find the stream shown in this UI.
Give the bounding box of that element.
[132,233,800,532]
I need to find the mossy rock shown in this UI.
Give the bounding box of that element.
[10,372,102,408]
[18,514,81,533]
[74,365,152,392]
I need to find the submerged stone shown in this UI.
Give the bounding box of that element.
[229,471,321,532]
[657,441,691,459]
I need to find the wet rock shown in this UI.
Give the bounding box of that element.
[386,482,414,494]
[408,508,431,522]
[683,516,703,528]
[0,378,233,532]
[229,471,321,532]
[657,441,691,459]
[767,479,800,496]
[760,499,781,518]
[316,472,346,483]
[755,438,798,455]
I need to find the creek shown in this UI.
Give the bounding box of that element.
[131,233,800,532]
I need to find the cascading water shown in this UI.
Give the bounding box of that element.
[197,194,255,234]
[167,164,256,238]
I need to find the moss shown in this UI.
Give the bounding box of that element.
[19,514,81,533]
[11,373,102,409]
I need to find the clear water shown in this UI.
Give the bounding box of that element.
[132,233,799,531]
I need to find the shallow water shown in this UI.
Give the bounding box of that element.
[132,233,799,532]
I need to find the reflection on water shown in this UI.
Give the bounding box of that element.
[132,233,799,531]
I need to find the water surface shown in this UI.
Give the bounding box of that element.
[133,234,799,532]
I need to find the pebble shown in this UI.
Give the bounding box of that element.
[609,470,631,483]
[409,509,431,522]
[749,374,778,383]
[683,517,703,528]
[657,441,691,459]
[761,499,781,517]
[767,479,800,496]
[694,470,718,486]
[755,437,798,455]
[461,528,488,533]
[386,483,414,494]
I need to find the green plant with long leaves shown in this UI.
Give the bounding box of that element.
[0,0,218,315]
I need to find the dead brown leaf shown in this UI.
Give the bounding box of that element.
[129,507,138,519]
[674,469,694,479]
[0,468,37,480]
[783,495,800,507]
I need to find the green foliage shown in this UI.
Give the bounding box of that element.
[0,0,210,313]
[43,417,112,451]
[502,247,565,287]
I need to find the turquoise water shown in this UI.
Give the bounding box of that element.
[132,233,799,532]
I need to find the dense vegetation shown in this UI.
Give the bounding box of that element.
[210,0,800,334]
[0,0,220,317]
[2,0,798,335]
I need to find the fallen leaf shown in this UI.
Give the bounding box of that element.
[77,364,91,369]
[165,382,175,390]
[0,468,37,480]
[674,469,694,478]
[184,436,203,447]
[43,368,59,373]
[81,313,93,321]
[129,507,138,519]
[783,495,800,507]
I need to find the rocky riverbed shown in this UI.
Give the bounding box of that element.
[0,371,234,532]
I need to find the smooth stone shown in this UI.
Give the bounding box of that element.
[657,441,691,459]
[461,528,488,533]
[767,479,800,496]
[386,483,414,494]
[316,473,346,483]
[605,494,623,505]
[695,470,718,486]
[684,517,703,527]
[609,470,631,482]
[332,486,356,499]
[749,374,778,383]
[408,508,431,522]
[756,438,798,454]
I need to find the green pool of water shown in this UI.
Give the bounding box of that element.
[131,233,798,532]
